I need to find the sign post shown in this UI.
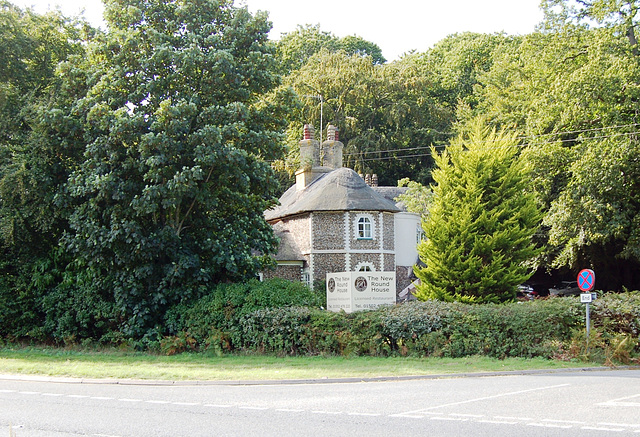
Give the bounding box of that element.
[577,269,596,351]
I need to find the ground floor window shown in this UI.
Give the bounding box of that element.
[301,269,311,287]
[355,262,375,272]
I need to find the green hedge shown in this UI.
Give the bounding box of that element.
[234,298,586,358]
[165,284,640,362]
[164,278,324,352]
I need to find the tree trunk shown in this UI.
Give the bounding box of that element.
[627,25,639,56]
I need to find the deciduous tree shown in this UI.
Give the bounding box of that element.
[0,2,91,339]
[62,0,290,336]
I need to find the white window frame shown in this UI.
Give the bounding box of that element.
[355,214,374,240]
[301,269,311,287]
[416,223,425,244]
[355,262,375,272]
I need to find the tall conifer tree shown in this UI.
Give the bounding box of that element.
[414,119,542,303]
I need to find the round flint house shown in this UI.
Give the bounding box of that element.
[263,125,421,300]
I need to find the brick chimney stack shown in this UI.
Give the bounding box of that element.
[321,125,343,169]
[296,123,332,191]
[299,124,320,168]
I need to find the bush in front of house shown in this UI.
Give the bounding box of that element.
[165,283,640,363]
[435,297,584,359]
[234,297,586,358]
[163,278,324,352]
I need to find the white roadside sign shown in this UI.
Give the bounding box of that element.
[326,272,396,313]
[580,293,593,303]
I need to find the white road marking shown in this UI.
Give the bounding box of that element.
[582,426,625,432]
[599,394,640,407]
[397,383,570,415]
[527,422,572,429]
[494,415,533,421]
[543,419,586,425]
[598,422,640,428]
[430,416,469,422]
[478,419,519,425]
[6,384,640,434]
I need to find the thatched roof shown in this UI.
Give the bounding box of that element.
[265,167,401,222]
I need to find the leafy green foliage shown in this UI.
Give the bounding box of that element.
[396,178,433,218]
[4,0,640,344]
[541,0,640,55]
[474,14,640,288]
[57,0,290,337]
[0,2,93,341]
[592,291,640,338]
[412,32,513,110]
[282,49,453,185]
[275,24,385,75]
[165,278,324,350]
[168,292,640,361]
[414,119,542,303]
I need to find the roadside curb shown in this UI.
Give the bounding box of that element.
[1,365,638,386]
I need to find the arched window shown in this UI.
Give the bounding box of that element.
[355,262,375,272]
[356,216,373,240]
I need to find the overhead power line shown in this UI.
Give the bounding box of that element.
[343,126,640,163]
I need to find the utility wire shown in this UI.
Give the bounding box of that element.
[343,123,640,159]
[344,129,640,163]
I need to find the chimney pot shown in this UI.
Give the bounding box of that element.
[303,124,315,140]
[321,125,344,169]
[327,125,339,141]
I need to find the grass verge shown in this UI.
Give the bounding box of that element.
[0,347,599,381]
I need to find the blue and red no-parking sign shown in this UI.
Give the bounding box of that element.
[577,269,596,292]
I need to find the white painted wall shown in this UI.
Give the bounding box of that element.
[394,212,422,267]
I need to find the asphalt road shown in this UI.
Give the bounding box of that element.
[1,368,640,436]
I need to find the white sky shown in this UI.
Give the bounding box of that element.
[10,0,544,61]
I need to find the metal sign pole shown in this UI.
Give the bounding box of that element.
[577,268,596,354]
[586,302,590,353]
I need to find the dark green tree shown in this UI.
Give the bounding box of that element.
[61,0,290,337]
[275,24,385,75]
[541,0,639,55]
[0,2,91,339]
[412,32,513,110]
[414,119,542,303]
[283,49,453,186]
[472,6,640,288]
